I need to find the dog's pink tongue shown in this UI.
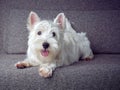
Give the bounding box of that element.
[41,50,49,57]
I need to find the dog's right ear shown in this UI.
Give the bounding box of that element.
[27,11,40,31]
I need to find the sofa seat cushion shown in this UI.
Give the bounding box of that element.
[0,54,120,90]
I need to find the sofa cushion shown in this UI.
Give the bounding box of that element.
[3,9,120,54]
[0,54,120,90]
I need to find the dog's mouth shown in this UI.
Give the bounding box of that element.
[41,49,49,57]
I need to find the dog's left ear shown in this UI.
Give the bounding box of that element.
[54,13,66,29]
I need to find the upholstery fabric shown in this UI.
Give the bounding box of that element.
[0,1,120,90]
[0,54,120,90]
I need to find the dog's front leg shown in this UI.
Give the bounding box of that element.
[39,63,56,78]
[15,58,40,69]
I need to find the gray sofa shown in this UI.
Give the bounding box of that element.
[0,0,120,90]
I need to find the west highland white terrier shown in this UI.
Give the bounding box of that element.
[15,11,94,78]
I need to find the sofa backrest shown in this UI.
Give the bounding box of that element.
[0,0,120,54]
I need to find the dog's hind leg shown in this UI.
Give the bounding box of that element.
[78,33,94,61]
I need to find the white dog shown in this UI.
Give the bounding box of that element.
[15,11,94,78]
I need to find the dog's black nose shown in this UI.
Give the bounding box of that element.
[42,42,49,49]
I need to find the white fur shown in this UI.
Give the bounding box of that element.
[15,11,94,78]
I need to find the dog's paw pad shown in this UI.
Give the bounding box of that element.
[39,68,52,78]
[15,62,27,69]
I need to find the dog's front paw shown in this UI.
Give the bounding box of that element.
[39,67,52,78]
[15,61,29,69]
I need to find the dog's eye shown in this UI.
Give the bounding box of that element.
[37,31,41,35]
[52,32,56,37]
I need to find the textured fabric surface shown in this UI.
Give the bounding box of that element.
[1,0,120,10]
[0,54,120,90]
[0,1,120,90]
[0,7,4,53]
[3,9,120,54]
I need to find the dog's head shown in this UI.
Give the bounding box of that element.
[27,11,67,61]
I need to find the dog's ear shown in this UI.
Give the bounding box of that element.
[27,11,40,31]
[54,13,66,29]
